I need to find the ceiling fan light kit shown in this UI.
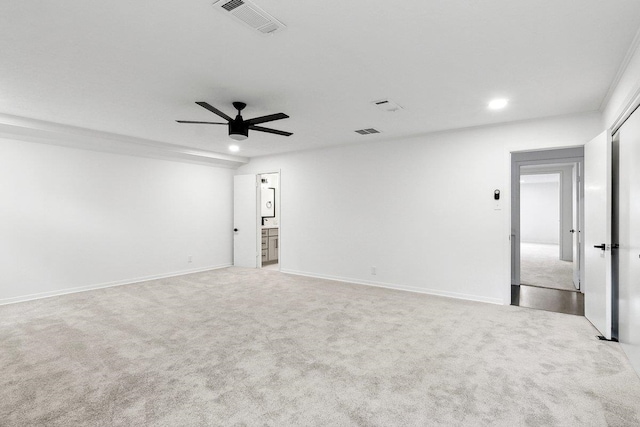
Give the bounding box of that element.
[229,130,248,140]
[176,101,292,141]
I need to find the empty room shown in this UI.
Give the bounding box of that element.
[2,1,640,426]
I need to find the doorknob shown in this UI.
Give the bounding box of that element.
[569,229,575,233]
[594,244,606,250]
[234,228,238,232]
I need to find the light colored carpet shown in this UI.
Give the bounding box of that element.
[521,243,577,291]
[2,267,639,426]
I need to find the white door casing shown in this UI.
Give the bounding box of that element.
[584,131,612,339]
[233,174,258,268]
[511,148,584,292]
[572,164,581,288]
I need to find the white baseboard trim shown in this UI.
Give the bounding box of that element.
[0,264,232,306]
[280,269,503,305]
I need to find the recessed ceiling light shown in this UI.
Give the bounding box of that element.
[488,98,508,110]
[229,144,240,152]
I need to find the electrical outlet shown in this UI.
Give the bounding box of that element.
[371,266,376,275]
[188,255,192,263]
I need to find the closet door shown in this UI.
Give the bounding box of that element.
[617,109,640,370]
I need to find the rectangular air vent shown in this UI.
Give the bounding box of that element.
[355,128,381,135]
[212,0,286,34]
[372,99,403,112]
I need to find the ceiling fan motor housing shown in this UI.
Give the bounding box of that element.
[229,116,249,140]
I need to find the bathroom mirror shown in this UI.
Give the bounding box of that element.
[261,188,275,218]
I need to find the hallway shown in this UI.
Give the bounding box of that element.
[520,243,577,291]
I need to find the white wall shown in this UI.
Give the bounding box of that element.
[0,138,234,304]
[603,33,640,130]
[520,178,560,244]
[238,112,602,304]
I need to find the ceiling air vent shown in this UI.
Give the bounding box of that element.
[355,128,381,135]
[212,0,286,34]
[372,99,403,112]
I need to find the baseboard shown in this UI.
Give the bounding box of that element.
[2,266,503,307]
[280,269,503,305]
[0,264,232,306]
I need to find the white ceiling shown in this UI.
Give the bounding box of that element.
[1,1,640,159]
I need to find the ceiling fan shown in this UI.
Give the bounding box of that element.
[176,101,292,140]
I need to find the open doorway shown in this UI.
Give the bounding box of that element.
[259,172,279,270]
[511,148,584,315]
[519,167,577,292]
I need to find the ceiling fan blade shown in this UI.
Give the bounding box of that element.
[245,113,289,125]
[176,120,227,125]
[248,125,293,137]
[195,102,233,121]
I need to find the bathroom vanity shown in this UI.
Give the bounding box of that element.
[261,228,278,264]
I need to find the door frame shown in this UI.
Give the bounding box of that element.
[233,170,282,269]
[257,170,281,269]
[611,131,620,341]
[511,147,584,292]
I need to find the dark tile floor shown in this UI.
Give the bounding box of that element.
[511,284,584,316]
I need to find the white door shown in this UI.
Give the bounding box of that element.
[233,174,257,268]
[584,131,612,338]
[618,110,640,369]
